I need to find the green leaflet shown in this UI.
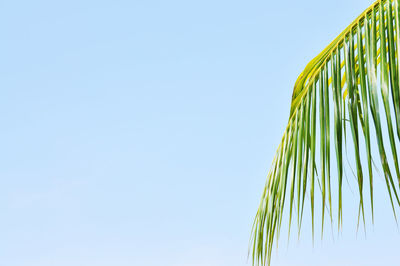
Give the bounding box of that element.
[333,46,344,229]
[357,19,374,222]
[288,110,299,237]
[324,62,332,225]
[345,31,365,227]
[319,69,327,236]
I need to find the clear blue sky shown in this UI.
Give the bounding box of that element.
[1,0,399,265]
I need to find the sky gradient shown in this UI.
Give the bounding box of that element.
[1,0,399,265]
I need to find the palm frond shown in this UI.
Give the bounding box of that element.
[251,1,400,265]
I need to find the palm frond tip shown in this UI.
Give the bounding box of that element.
[251,0,400,265]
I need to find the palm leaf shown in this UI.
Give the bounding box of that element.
[251,1,400,265]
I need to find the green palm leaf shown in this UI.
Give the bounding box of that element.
[251,0,400,265]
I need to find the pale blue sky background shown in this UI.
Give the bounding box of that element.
[1,0,399,265]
